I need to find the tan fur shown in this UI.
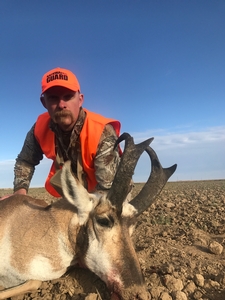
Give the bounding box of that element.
[1,196,76,273]
[0,162,150,299]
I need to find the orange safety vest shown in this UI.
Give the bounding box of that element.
[34,108,121,197]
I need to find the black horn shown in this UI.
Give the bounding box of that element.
[107,133,153,211]
[130,145,177,215]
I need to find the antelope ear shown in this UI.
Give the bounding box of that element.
[61,161,98,224]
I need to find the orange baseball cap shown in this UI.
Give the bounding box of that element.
[41,67,80,94]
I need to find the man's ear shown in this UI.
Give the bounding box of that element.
[79,93,84,107]
[40,96,47,108]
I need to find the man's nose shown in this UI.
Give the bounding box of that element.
[58,98,67,109]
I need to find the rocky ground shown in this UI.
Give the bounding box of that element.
[0,180,224,300]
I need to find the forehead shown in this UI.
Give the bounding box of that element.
[44,86,76,96]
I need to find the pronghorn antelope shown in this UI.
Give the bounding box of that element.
[0,133,177,300]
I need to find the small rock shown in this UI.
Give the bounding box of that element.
[150,287,165,298]
[193,289,203,299]
[161,263,175,274]
[208,241,223,254]
[221,274,225,285]
[149,273,161,286]
[164,275,183,292]
[166,202,175,208]
[172,290,188,300]
[159,291,172,300]
[208,279,220,288]
[183,280,196,295]
[194,274,204,287]
[85,294,99,300]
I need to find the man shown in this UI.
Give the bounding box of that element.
[5,67,121,198]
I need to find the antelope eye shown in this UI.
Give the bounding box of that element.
[96,216,113,228]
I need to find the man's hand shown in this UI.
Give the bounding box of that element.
[0,188,27,201]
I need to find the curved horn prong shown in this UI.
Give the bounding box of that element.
[113,132,134,150]
[107,133,154,211]
[130,146,177,216]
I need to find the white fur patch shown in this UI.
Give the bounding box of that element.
[27,233,74,281]
[28,256,64,281]
[85,221,122,286]
[122,202,137,218]
[84,239,122,286]
[70,213,79,227]
[0,230,15,287]
[61,164,99,226]
[76,193,99,225]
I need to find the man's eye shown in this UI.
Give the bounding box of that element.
[48,96,58,101]
[64,94,74,101]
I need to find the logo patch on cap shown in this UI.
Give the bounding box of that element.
[46,71,68,83]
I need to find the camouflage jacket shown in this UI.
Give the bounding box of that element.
[14,108,120,193]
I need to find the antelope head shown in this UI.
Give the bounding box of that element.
[60,133,177,299]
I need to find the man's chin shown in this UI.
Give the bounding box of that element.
[55,118,75,131]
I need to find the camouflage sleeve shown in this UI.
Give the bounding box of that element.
[94,124,120,191]
[13,124,44,192]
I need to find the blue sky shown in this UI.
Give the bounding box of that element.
[0,0,224,188]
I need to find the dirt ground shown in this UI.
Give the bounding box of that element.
[0,180,225,300]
